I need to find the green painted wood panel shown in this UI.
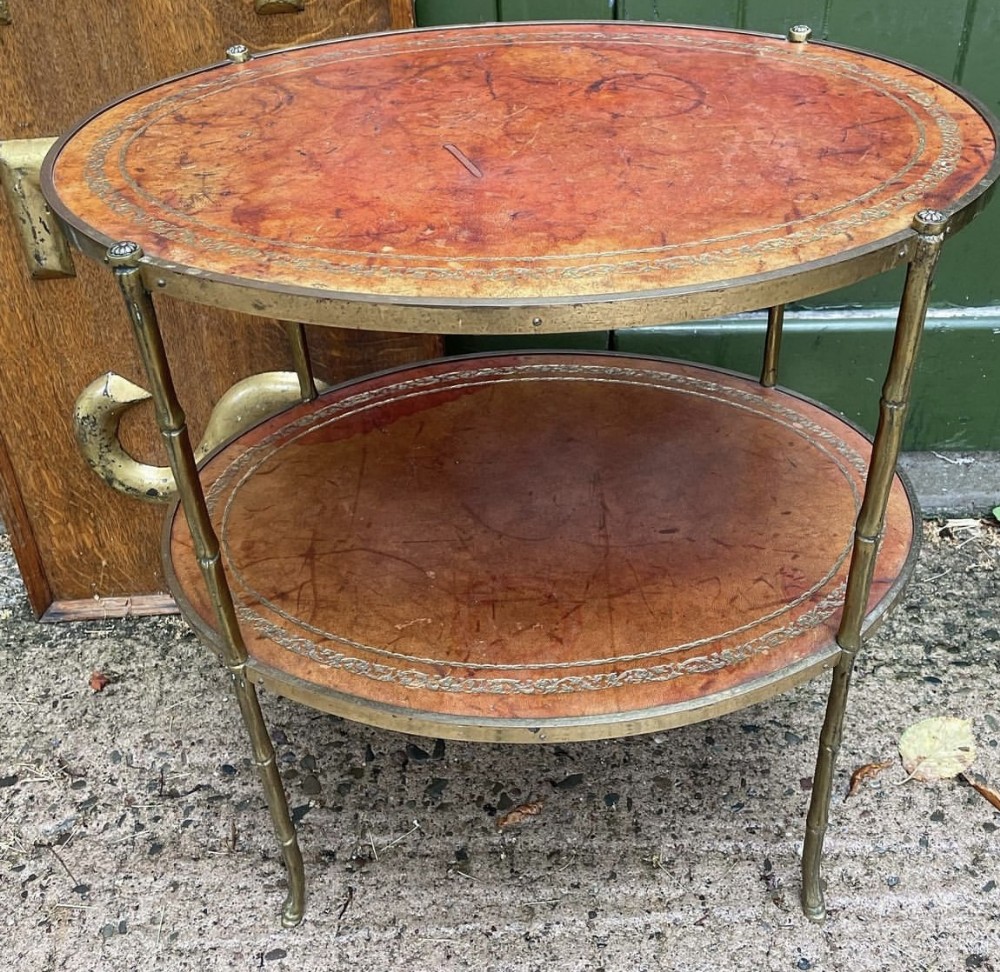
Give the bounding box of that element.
[499,0,612,18]
[414,0,497,24]
[825,0,969,78]
[743,0,826,37]
[615,315,1000,449]
[935,0,1000,308]
[618,0,739,26]
[961,0,999,103]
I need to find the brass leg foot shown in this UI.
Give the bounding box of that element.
[277,832,307,928]
[800,884,826,923]
[281,892,305,928]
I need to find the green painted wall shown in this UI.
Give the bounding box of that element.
[417,1,1000,449]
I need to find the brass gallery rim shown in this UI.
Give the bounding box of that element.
[43,21,998,325]
[166,353,918,731]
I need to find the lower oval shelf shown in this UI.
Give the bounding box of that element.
[166,352,917,742]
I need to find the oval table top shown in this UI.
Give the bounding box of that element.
[44,22,998,332]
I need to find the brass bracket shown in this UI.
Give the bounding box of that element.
[0,137,76,278]
[255,0,306,13]
[0,1,11,25]
[74,371,328,502]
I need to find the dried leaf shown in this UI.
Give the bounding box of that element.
[961,772,1000,811]
[496,800,544,831]
[846,760,892,800]
[898,716,976,782]
[88,671,111,693]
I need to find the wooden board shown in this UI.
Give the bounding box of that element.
[0,0,439,618]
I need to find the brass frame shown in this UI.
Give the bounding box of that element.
[40,24,999,927]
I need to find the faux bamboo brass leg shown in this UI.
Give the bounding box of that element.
[108,242,307,927]
[282,321,318,402]
[800,211,946,920]
[761,304,785,387]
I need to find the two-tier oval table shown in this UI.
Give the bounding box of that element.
[41,21,998,926]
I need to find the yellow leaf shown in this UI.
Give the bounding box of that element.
[898,716,976,782]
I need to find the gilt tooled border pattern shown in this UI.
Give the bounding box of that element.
[236,585,848,697]
[70,27,967,287]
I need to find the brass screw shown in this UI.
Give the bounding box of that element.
[787,25,812,43]
[226,44,251,63]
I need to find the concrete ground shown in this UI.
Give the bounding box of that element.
[1,454,999,971]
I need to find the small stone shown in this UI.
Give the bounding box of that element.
[930,809,945,822]
[0,775,17,788]
[301,775,321,796]
[604,793,620,809]
[100,923,117,940]
[300,755,318,772]
[553,773,585,790]
[982,880,996,893]
[887,875,900,887]
[118,920,128,935]
[220,764,236,777]
[796,959,812,971]
[406,743,431,761]
[264,947,288,961]
[291,804,311,824]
